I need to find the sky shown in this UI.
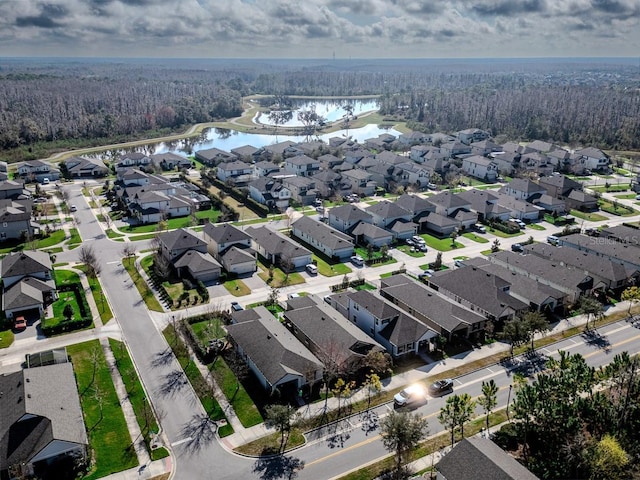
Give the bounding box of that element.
[1,0,639,59]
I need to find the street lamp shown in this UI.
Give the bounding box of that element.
[506,384,513,421]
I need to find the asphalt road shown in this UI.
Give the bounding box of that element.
[48,179,640,480]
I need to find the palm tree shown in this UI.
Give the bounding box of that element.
[522,311,549,352]
[478,380,498,433]
[438,393,476,447]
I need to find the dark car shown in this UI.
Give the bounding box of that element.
[429,378,454,395]
[511,243,524,252]
[13,316,27,331]
[230,301,243,312]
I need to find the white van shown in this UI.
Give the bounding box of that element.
[305,264,318,275]
[42,178,50,184]
[547,235,560,245]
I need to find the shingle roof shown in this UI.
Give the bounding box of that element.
[202,222,251,245]
[3,277,54,311]
[394,194,435,215]
[437,437,539,480]
[1,251,52,278]
[351,222,393,240]
[365,200,411,219]
[158,228,206,252]
[328,204,373,223]
[428,191,470,210]
[226,307,322,388]
[173,250,221,273]
[246,225,312,260]
[292,216,353,250]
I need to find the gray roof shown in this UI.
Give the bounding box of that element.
[1,251,52,278]
[428,191,470,210]
[525,243,637,284]
[464,257,566,306]
[558,233,640,269]
[226,306,322,388]
[437,437,539,480]
[501,178,545,195]
[292,216,353,250]
[429,266,528,318]
[328,204,373,223]
[600,225,640,246]
[284,299,384,358]
[158,228,207,252]
[380,275,484,333]
[202,222,251,245]
[173,250,221,273]
[3,277,55,311]
[347,290,432,346]
[365,200,411,219]
[0,363,87,470]
[246,225,313,260]
[220,245,256,266]
[351,222,393,240]
[394,193,435,215]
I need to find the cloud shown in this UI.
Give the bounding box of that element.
[470,0,547,16]
[16,15,63,28]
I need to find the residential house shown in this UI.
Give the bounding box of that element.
[492,192,544,221]
[490,152,517,176]
[202,222,256,275]
[327,204,373,234]
[63,156,109,177]
[464,257,566,313]
[341,168,377,196]
[0,362,88,479]
[558,233,640,270]
[17,160,60,183]
[426,266,529,324]
[410,145,433,163]
[380,274,486,342]
[538,175,583,198]
[253,160,281,178]
[396,161,432,189]
[231,145,261,162]
[114,152,152,172]
[195,147,237,166]
[150,152,192,171]
[344,148,373,166]
[470,139,502,156]
[284,155,320,177]
[157,228,208,262]
[456,189,511,222]
[345,289,437,358]
[574,147,610,172]
[0,200,34,241]
[282,176,317,206]
[172,250,222,283]
[428,191,472,217]
[564,189,598,212]
[436,437,539,480]
[440,141,472,158]
[599,225,640,246]
[310,170,347,199]
[462,155,498,181]
[398,131,431,146]
[525,243,638,292]
[350,222,394,248]
[499,178,546,202]
[117,168,152,186]
[0,180,30,200]
[457,128,490,145]
[318,153,342,170]
[394,194,436,230]
[246,225,313,270]
[283,296,385,372]
[216,160,254,185]
[517,152,553,177]
[534,194,567,215]
[1,251,55,319]
[262,140,297,161]
[226,306,323,396]
[291,216,354,260]
[365,201,413,229]
[128,190,192,223]
[487,250,595,303]
[631,172,640,193]
[248,177,291,211]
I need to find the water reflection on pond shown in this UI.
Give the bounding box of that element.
[97,123,401,159]
[256,98,379,127]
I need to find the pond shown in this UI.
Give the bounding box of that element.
[255,98,379,127]
[95,123,402,159]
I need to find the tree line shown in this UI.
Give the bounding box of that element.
[1,58,638,162]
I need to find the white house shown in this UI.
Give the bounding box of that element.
[461,155,498,181]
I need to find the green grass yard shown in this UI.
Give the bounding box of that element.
[462,232,489,243]
[417,233,464,251]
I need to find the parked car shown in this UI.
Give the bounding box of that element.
[350,255,364,267]
[418,269,435,279]
[42,177,50,184]
[305,263,318,275]
[70,204,78,212]
[427,183,438,190]
[454,259,465,268]
[405,238,415,246]
[230,301,243,312]
[13,316,27,331]
[509,218,526,228]
[394,384,428,409]
[474,224,487,233]
[635,194,640,200]
[412,235,424,244]
[584,228,599,237]
[416,244,428,252]
[547,235,560,246]
[511,243,524,252]
[428,378,454,396]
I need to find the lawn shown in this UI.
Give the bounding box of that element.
[191,317,227,342]
[481,249,494,255]
[77,266,114,324]
[108,339,169,461]
[105,228,124,239]
[257,263,305,287]
[122,257,164,312]
[528,223,546,231]
[162,325,233,437]
[51,290,84,322]
[55,268,81,285]
[0,230,67,254]
[122,209,222,234]
[0,328,14,349]
[396,244,426,257]
[614,193,638,200]
[353,247,398,267]
[209,355,263,428]
[417,233,464,252]
[462,232,489,243]
[598,200,638,217]
[313,254,352,276]
[66,227,82,248]
[223,278,252,296]
[487,228,524,238]
[590,184,630,193]
[67,340,137,479]
[570,209,609,222]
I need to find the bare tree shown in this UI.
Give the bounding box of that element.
[80,244,101,278]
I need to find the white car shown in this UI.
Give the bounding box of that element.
[394,384,428,408]
[509,218,526,228]
[350,255,364,266]
[305,264,318,275]
[635,194,640,200]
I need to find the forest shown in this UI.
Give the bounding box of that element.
[0,57,638,162]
